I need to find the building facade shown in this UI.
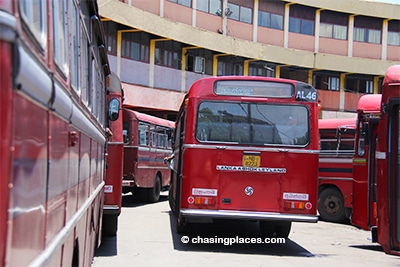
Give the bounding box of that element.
[98,0,400,119]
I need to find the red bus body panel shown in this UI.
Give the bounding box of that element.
[352,94,381,231]
[376,65,400,255]
[123,109,174,190]
[318,118,356,222]
[1,1,109,265]
[171,76,319,226]
[104,73,124,218]
[0,39,13,266]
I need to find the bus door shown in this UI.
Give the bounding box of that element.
[388,101,399,253]
[352,116,379,231]
[377,99,400,254]
[169,109,186,218]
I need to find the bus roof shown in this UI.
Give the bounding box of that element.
[383,65,400,84]
[357,94,381,113]
[186,76,315,100]
[318,118,356,130]
[123,108,175,129]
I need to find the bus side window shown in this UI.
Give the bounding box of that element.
[123,122,130,144]
[358,121,366,156]
[150,125,156,147]
[139,123,149,146]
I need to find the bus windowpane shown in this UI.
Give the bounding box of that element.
[139,123,149,146]
[196,101,309,146]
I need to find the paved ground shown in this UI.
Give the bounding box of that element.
[93,193,399,267]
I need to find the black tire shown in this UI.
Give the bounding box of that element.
[318,187,346,223]
[102,214,118,236]
[145,175,161,203]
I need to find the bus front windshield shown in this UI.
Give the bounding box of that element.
[196,101,309,146]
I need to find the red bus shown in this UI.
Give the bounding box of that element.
[375,65,399,255]
[0,0,111,266]
[103,72,124,236]
[318,118,356,223]
[167,76,319,237]
[351,94,381,233]
[122,109,175,203]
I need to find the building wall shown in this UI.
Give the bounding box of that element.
[99,1,398,75]
[164,1,192,25]
[288,32,314,51]
[353,42,382,60]
[100,0,400,117]
[319,38,348,56]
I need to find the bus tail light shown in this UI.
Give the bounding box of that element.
[194,196,215,206]
[373,202,377,218]
[284,201,305,210]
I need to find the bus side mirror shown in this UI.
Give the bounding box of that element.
[108,98,120,121]
[164,158,175,172]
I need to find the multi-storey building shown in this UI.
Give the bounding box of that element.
[98,0,400,119]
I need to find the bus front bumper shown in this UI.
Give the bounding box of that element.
[180,209,318,223]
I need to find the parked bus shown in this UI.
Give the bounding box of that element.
[103,72,124,236]
[351,94,381,233]
[375,64,400,256]
[0,0,112,266]
[122,109,175,203]
[167,76,319,237]
[318,118,356,223]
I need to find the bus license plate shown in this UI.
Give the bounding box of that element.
[243,155,260,167]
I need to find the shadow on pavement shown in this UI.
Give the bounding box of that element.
[95,235,118,257]
[349,244,384,252]
[168,211,315,257]
[121,192,168,208]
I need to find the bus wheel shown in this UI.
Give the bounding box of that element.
[146,175,161,203]
[318,187,346,223]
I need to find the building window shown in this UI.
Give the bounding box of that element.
[155,40,181,69]
[289,17,314,35]
[314,73,340,91]
[120,32,150,62]
[196,0,221,15]
[248,62,275,77]
[217,57,244,76]
[168,0,191,8]
[226,3,252,24]
[289,5,315,36]
[258,11,283,30]
[354,28,381,44]
[320,23,347,40]
[271,13,283,30]
[388,20,400,46]
[258,0,284,30]
[345,76,375,94]
[353,16,382,44]
[328,77,340,91]
[319,10,348,40]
